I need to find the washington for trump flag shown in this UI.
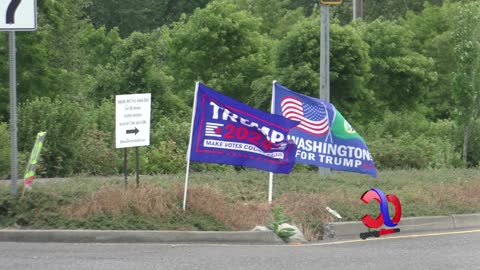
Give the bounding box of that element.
[273,82,377,177]
[188,82,299,174]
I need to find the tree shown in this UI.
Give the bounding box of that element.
[164,0,275,103]
[358,19,437,114]
[450,2,480,164]
[404,3,457,119]
[91,31,189,118]
[88,0,210,38]
[235,0,304,38]
[274,16,372,122]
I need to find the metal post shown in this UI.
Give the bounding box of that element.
[319,5,331,176]
[135,147,140,188]
[353,0,357,20]
[354,0,363,20]
[9,31,18,195]
[124,148,128,187]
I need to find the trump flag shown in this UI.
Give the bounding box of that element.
[273,82,377,177]
[188,82,299,174]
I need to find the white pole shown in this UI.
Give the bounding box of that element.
[183,82,200,210]
[268,80,277,204]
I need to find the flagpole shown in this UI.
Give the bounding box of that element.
[183,82,200,210]
[268,81,277,205]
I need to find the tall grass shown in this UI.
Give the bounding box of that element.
[1,168,479,240]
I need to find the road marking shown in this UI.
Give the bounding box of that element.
[308,229,480,246]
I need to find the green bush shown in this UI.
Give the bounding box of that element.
[0,122,9,178]
[364,112,463,169]
[76,129,118,175]
[18,97,94,177]
[369,133,462,169]
[267,205,295,242]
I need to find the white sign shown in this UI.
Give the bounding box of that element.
[116,93,151,149]
[0,0,37,31]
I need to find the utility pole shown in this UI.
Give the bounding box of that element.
[353,0,363,20]
[319,3,331,176]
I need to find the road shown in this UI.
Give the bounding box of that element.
[0,230,479,270]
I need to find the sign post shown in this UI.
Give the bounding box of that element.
[1,0,38,195]
[115,93,151,187]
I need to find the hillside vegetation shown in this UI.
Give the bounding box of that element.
[1,0,480,177]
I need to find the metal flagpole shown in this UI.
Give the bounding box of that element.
[9,31,18,195]
[319,4,331,176]
[183,82,200,210]
[268,81,277,204]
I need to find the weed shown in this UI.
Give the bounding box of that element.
[267,205,295,242]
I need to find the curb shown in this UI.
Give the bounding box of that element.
[323,213,480,240]
[0,230,284,244]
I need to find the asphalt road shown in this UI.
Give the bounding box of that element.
[1,230,479,270]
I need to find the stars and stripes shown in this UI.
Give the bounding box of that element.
[280,96,329,136]
[205,122,223,137]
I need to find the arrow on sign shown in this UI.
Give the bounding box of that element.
[126,127,139,135]
[7,0,22,24]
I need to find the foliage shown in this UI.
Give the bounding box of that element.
[87,0,210,38]
[0,123,9,178]
[1,1,480,176]
[1,169,480,239]
[18,97,93,176]
[404,3,457,119]
[274,16,372,122]
[450,2,480,164]
[358,19,437,116]
[267,205,295,242]
[364,112,463,169]
[164,0,275,103]
[75,129,118,175]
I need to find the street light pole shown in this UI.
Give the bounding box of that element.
[319,4,330,176]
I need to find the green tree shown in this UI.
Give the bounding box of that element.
[274,16,372,122]
[236,0,304,38]
[91,31,189,118]
[88,0,210,38]
[450,2,480,165]
[164,0,275,103]
[358,19,437,114]
[404,3,458,119]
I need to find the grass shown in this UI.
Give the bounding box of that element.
[0,168,479,240]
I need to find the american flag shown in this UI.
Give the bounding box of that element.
[280,96,329,136]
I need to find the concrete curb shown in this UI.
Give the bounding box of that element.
[2,214,479,243]
[323,213,480,240]
[0,230,284,244]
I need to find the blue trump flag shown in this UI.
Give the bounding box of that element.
[188,82,299,174]
[273,82,377,177]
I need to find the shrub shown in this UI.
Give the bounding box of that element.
[267,205,295,242]
[0,122,9,178]
[18,97,94,177]
[369,133,462,169]
[364,112,462,169]
[75,129,118,175]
